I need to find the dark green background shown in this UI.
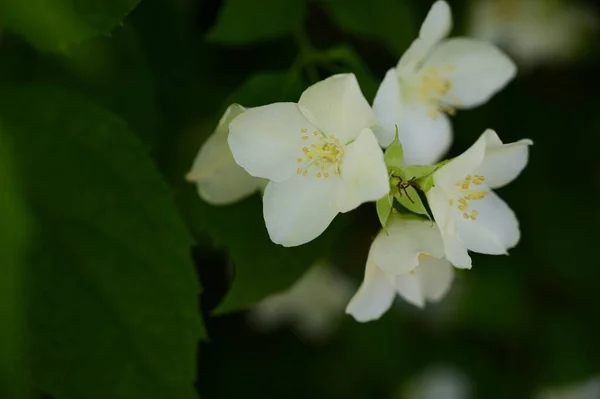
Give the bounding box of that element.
[1,0,599,398]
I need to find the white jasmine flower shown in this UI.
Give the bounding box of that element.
[468,0,598,69]
[186,104,266,205]
[402,366,471,399]
[426,129,532,269]
[228,73,389,247]
[534,375,600,399]
[346,217,454,322]
[247,263,354,341]
[372,0,516,165]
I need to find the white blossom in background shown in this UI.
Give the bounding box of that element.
[186,104,267,205]
[247,263,354,341]
[426,129,532,269]
[534,376,600,399]
[372,0,516,166]
[468,0,598,69]
[401,366,471,399]
[229,73,389,247]
[346,217,454,322]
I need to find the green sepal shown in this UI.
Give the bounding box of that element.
[376,193,394,229]
[383,126,403,174]
[395,186,429,218]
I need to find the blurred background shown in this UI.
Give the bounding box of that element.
[1,0,600,398]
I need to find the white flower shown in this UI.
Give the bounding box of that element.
[372,0,516,166]
[228,73,389,247]
[468,0,598,69]
[186,104,267,205]
[346,217,454,322]
[426,129,532,269]
[402,366,471,399]
[534,375,600,399]
[247,263,354,341]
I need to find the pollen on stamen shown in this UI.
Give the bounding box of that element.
[301,128,307,133]
[448,199,454,206]
[314,161,320,166]
[313,131,319,136]
[303,170,308,176]
[296,167,302,174]
[316,172,322,178]
[470,210,479,220]
[462,212,469,219]
[302,135,308,140]
[324,172,329,178]
[297,158,302,163]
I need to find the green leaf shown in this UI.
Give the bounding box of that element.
[0,130,31,399]
[0,0,141,51]
[224,70,303,107]
[321,0,416,56]
[207,0,306,45]
[376,194,393,229]
[395,186,429,217]
[0,86,203,399]
[384,127,404,173]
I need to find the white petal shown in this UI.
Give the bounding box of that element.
[372,68,403,148]
[398,102,453,166]
[423,38,516,108]
[433,129,488,189]
[395,272,425,308]
[186,104,263,205]
[298,73,376,143]
[427,186,472,269]
[262,174,343,247]
[338,128,389,212]
[346,259,396,322]
[420,1,452,43]
[228,103,317,182]
[397,1,452,74]
[477,130,533,189]
[371,217,444,276]
[455,189,520,255]
[418,256,454,302]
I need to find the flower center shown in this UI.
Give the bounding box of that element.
[295,128,344,179]
[448,175,489,220]
[409,65,462,120]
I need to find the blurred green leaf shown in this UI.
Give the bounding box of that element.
[207,0,306,45]
[0,0,141,51]
[321,0,416,56]
[224,70,303,107]
[0,86,203,399]
[0,130,30,399]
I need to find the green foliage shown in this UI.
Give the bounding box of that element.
[0,86,203,399]
[321,0,416,55]
[207,0,306,45]
[0,0,140,51]
[0,131,31,399]
[224,70,303,107]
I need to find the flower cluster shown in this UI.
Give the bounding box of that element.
[187,1,532,323]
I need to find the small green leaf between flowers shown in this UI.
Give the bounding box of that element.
[384,126,403,173]
[395,186,429,217]
[376,194,394,229]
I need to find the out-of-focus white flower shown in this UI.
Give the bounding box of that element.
[534,376,600,399]
[373,0,516,166]
[401,366,472,399]
[346,217,454,322]
[468,0,598,69]
[186,104,266,205]
[228,73,389,247]
[426,129,532,269]
[247,263,354,341]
